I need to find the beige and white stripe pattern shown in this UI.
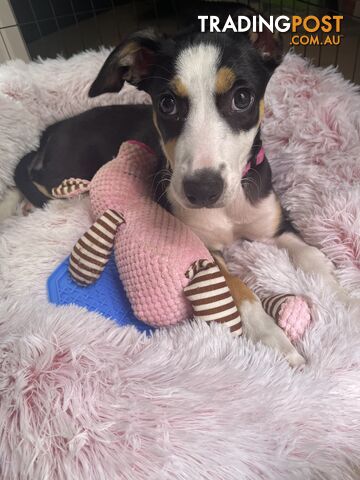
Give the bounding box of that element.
[262,294,293,322]
[52,178,91,198]
[184,259,242,337]
[69,208,125,286]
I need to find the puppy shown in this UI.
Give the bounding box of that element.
[88,22,359,366]
[14,17,355,366]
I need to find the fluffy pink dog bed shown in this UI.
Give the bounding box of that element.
[0,53,360,480]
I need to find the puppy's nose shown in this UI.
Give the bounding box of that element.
[183,169,224,207]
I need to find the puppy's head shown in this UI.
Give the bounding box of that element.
[89,16,282,209]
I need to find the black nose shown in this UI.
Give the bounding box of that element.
[183,169,224,207]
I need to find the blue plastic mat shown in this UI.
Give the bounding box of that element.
[47,254,153,334]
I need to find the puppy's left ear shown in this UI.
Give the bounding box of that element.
[234,6,283,72]
[89,29,162,97]
[249,29,283,71]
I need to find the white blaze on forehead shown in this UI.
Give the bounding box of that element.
[174,44,223,170]
[175,43,220,98]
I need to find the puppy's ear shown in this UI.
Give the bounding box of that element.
[89,29,161,97]
[235,6,283,71]
[249,29,283,70]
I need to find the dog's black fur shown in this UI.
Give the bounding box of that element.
[14,105,165,207]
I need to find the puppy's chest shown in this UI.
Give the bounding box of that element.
[173,192,281,251]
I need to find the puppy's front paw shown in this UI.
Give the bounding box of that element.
[285,350,306,368]
[241,300,306,368]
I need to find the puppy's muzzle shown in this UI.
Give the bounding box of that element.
[183,169,224,208]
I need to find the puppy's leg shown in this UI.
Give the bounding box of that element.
[275,232,357,307]
[214,255,305,367]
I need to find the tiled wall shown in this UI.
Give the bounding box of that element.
[0,0,29,61]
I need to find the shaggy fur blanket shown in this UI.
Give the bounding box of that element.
[0,52,360,479]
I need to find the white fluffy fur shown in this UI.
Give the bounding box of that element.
[1,52,360,479]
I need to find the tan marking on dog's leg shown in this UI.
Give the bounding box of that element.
[33,181,53,199]
[213,253,305,367]
[215,67,236,94]
[214,254,256,303]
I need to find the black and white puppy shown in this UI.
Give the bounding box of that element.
[88,24,358,366]
[12,18,355,366]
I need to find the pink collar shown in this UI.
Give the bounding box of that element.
[242,147,265,178]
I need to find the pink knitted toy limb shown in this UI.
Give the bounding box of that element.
[262,294,312,342]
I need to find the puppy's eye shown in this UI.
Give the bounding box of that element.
[232,88,254,111]
[159,94,177,116]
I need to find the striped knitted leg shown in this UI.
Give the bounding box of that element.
[52,178,91,198]
[69,208,125,286]
[184,259,243,337]
[262,294,312,342]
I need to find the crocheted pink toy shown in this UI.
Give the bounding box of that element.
[53,141,311,341]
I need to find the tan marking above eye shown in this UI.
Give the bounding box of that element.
[215,67,236,94]
[119,41,138,57]
[169,76,188,97]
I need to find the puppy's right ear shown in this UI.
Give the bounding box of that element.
[89,29,161,97]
